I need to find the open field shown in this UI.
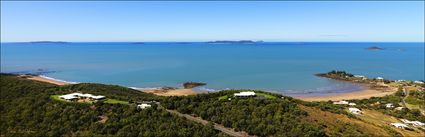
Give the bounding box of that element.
[103,99,129,105]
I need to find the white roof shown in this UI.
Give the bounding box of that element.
[60,92,105,100]
[401,119,425,126]
[138,104,151,107]
[411,121,425,126]
[391,123,408,128]
[376,77,384,80]
[59,95,77,100]
[91,96,105,99]
[414,81,424,84]
[234,92,256,96]
[333,100,349,105]
[348,103,356,106]
[354,75,365,78]
[349,108,361,112]
[138,104,152,109]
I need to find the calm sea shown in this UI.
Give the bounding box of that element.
[1,42,424,96]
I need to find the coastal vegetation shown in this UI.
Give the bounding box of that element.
[161,90,419,136]
[162,90,327,137]
[1,73,424,136]
[0,74,221,137]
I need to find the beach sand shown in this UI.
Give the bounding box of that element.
[23,75,70,86]
[142,88,197,96]
[294,88,396,102]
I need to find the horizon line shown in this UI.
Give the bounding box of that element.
[1,41,425,43]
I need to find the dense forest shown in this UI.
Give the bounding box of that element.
[0,74,221,137]
[163,90,326,137]
[161,90,412,136]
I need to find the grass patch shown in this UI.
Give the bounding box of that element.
[51,94,66,102]
[256,93,277,99]
[218,95,228,100]
[103,99,129,105]
[404,96,424,109]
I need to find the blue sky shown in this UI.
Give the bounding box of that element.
[1,1,424,42]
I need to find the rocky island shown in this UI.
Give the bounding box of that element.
[29,41,69,44]
[206,40,263,44]
[367,46,385,50]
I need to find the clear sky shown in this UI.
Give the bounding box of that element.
[1,1,424,42]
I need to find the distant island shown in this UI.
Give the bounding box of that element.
[206,40,263,44]
[367,46,385,50]
[29,41,69,44]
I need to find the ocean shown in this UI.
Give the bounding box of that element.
[1,42,424,96]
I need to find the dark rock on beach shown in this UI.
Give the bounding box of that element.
[183,82,206,89]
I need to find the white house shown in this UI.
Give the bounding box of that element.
[354,75,365,78]
[396,80,405,83]
[234,92,256,97]
[59,92,105,101]
[411,121,425,127]
[376,77,384,80]
[395,107,404,111]
[414,81,424,84]
[349,108,362,114]
[354,75,367,80]
[333,100,349,105]
[59,95,78,100]
[386,103,394,108]
[137,104,152,109]
[391,123,409,129]
[348,103,356,106]
[401,119,425,127]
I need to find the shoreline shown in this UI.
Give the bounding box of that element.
[294,88,396,101]
[21,75,75,86]
[19,74,398,99]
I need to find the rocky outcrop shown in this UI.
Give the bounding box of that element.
[367,46,384,50]
[183,82,206,89]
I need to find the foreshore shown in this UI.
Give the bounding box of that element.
[18,72,406,99]
[20,74,198,96]
[22,75,72,86]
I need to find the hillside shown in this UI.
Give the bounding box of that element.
[0,74,222,137]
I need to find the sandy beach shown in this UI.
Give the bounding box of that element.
[142,88,197,96]
[22,75,70,86]
[294,88,397,101]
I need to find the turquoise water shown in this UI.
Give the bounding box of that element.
[1,42,424,95]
